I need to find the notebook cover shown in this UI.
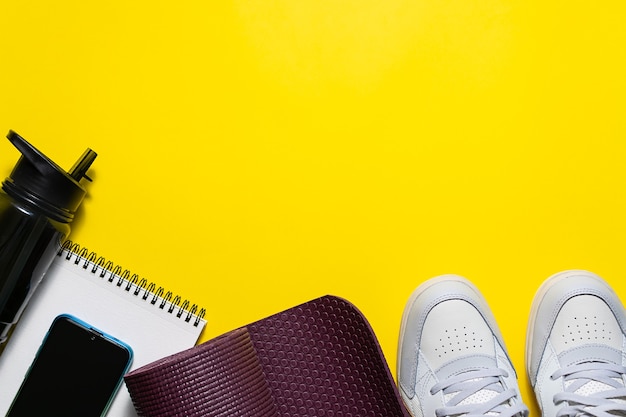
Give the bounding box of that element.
[125,295,410,416]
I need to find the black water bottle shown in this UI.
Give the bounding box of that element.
[0,130,97,345]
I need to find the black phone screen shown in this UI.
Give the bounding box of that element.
[7,314,133,417]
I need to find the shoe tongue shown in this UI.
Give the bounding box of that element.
[558,345,625,398]
[435,354,498,381]
[436,354,504,412]
[558,345,622,368]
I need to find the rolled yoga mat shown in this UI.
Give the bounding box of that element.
[124,295,410,417]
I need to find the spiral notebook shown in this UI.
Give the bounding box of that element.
[0,241,207,417]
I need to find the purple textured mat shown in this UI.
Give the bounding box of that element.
[124,295,410,416]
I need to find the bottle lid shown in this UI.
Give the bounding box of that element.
[2,130,97,223]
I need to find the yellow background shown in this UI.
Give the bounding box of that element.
[1,0,625,413]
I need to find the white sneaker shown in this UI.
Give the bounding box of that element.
[526,270,626,417]
[397,275,528,417]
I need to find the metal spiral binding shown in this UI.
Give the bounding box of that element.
[58,240,206,326]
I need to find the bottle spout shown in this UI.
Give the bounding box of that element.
[69,148,98,182]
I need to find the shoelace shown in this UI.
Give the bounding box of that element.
[430,368,529,417]
[551,362,626,417]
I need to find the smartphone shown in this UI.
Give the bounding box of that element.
[7,314,133,417]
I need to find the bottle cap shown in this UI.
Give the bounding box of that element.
[2,130,97,222]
